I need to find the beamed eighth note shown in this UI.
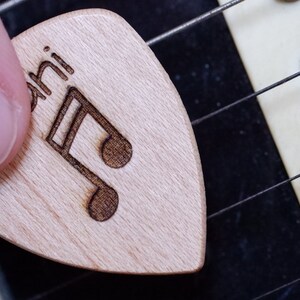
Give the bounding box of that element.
[47,87,132,221]
[27,46,132,221]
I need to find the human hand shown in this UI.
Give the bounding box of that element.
[0,20,30,169]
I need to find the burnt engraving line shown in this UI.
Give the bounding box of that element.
[27,82,46,111]
[29,61,68,95]
[27,47,73,112]
[61,107,86,155]
[51,53,75,75]
[46,87,132,221]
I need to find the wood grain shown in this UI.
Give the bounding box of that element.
[0,9,206,274]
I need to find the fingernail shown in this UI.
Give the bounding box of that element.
[0,91,18,165]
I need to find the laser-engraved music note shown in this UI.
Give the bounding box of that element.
[46,87,132,221]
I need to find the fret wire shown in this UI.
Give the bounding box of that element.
[251,278,300,300]
[207,173,300,220]
[146,0,245,46]
[0,0,28,14]
[192,70,300,126]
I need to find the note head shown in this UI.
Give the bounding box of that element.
[88,187,119,222]
[102,135,132,168]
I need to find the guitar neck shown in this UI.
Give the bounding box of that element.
[218,0,300,202]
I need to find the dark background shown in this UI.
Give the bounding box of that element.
[0,0,299,299]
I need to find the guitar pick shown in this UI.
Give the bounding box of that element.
[0,9,206,274]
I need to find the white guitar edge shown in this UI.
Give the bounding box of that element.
[218,0,300,203]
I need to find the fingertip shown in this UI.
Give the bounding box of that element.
[0,20,31,169]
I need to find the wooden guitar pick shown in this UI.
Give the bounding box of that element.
[0,9,206,274]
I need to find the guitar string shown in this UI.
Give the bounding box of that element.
[0,0,244,17]
[1,1,299,299]
[28,272,93,300]
[251,278,300,300]
[146,0,245,46]
[26,273,300,300]
[207,173,300,220]
[0,0,28,14]
[192,71,300,125]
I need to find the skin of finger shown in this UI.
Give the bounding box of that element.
[0,20,31,169]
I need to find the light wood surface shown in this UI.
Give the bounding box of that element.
[218,0,300,203]
[0,9,206,274]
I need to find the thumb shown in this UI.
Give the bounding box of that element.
[0,20,30,169]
